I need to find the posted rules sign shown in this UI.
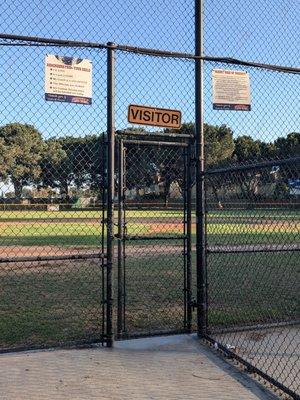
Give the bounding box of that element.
[212,69,251,111]
[45,55,92,105]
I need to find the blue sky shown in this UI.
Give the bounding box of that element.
[0,0,299,144]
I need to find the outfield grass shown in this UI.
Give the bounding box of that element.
[0,251,298,350]
[0,210,183,220]
[0,208,298,247]
[0,207,299,349]
[0,209,189,220]
[0,208,299,220]
[0,219,298,246]
[208,209,300,220]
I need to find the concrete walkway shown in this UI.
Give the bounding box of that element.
[0,335,278,400]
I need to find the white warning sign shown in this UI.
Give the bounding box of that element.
[45,55,92,105]
[212,69,251,111]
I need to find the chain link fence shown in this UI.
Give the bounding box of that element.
[0,0,194,52]
[0,41,109,351]
[0,0,299,398]
[1,0,298,65]
[205,160,299,396]
[204,0,299,67]
[115,135,193,337]
[202,58,299,399]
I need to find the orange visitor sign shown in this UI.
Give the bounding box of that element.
[128,104,182,129]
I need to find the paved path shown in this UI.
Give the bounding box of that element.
[213,326,300,395]
[0,335,277,400]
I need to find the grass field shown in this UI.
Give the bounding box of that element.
[0,224,298,247]
[0,251,298,350]
[0,209,299,247]
[0,209,299,219]
[0,207,299,350]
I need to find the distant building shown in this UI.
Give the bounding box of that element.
[288,179,300,196]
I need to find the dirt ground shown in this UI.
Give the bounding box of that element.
[0,242,299,259]
[0,245,101,258]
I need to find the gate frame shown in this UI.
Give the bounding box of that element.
[115,131,193,338]
[106,42,117,347]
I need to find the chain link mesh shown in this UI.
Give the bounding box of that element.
[115,52,195,129]
[205,160,300,396]
[0,0,299,397]
[0,42,108,350]
[202,41,299,399]
[0,0,194,52]
[204,0,299,67]
[115,141,191,336]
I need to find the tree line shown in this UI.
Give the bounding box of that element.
[0,123,298,202]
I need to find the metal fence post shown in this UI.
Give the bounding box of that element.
[117,139,124,336]
[106,42,116,347]
[101,133,107,342]
[195,0,207,337]
[186,143,193,332]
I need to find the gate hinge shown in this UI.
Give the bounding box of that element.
[190,299,198,311]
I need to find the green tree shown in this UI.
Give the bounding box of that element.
[204,123,235,167]
[41,135,105,201]
[0,123,45,200]
[233,136,266,200]
[123,123,235,206]
[274,132,300,158]
[233,135,263,162]
[174,123,235,205]
[167,122,235,167]
[40,138,68,196]
[273,132,300,199]
[233,135,275,163]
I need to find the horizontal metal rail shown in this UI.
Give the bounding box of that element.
[208,319,300,335]
[207,201,300,207]
[207,243,300,254]
[203,55,300,75]
[0,217,101,223]
[116,328,190,341]
[0,204,105,209]
[118,130,194,139]
[1,33,300,74]
[205,156,300,176]
[203,334,298,399]
[122,139,188,147]
[0,253,106,264]
[124,235,187,241]
[0,33,109,49]
[124,202,186,208]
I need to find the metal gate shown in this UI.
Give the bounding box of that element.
[115,131,193,338]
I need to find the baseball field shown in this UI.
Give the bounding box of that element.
[0,208,299,247]
[0,207,299,350]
